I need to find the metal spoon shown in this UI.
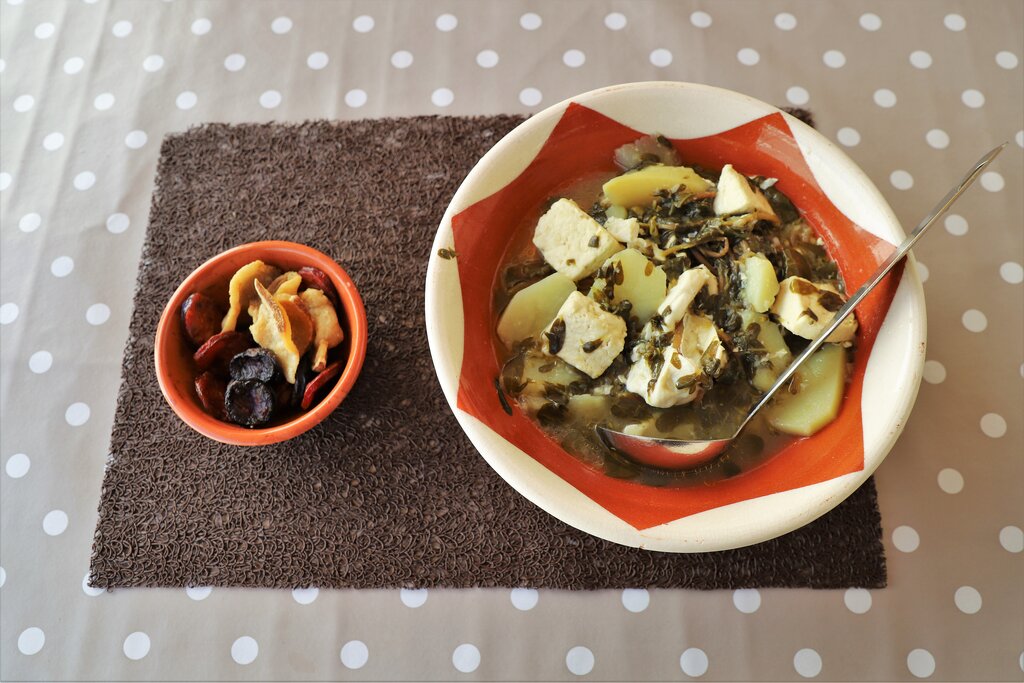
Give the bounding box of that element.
[597,143,1007,470]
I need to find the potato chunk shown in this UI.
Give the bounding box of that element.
[602,164,712,208]
[497,272,576,348]
[739,252,780,313]
[222,260,281,332]
[299,288,345,372]
[740,310,793,392]
[589,249,667,325]
[765,344,846,436]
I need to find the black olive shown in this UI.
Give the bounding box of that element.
[291,353,312,409]
[229,348,280,383]
[224,379,275,428]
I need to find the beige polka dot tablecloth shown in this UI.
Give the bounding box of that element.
[1,0,1022,680]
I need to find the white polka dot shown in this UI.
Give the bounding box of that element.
[892,525,919,552]
[980,413,1007,438]
[859,13,882,31]
[604,12,627,30]
[954,586,982,614]
[1000,262,1023,284]
[836,127,860,147]
[476,50,499,68]
[344,89,367,108]
[291,587,318,605]
[890,170,914,190]
[937,467,963,494]
[680,647,709,677]
[111,20,132,37]
[123,632,150,660]
[650,48,673,67]
[519,12,542,30]
[93,92,115,110]
[922,360,946,384]
[270,16,291,34]
[390,50,413,69]
[18,627,45,655]
[74,172,96,190]
[231,636,258,665]
[925,129,949,149]
[823,50,846,68]
[29,351,52,374]
[690,11,712,28]
[621,588,649,612]
[0,302,18,324]
[999,526,1023,553]
[142,54,164,72]
[307,52,328,70]
[43,509,68,535]
[83,574,103,596]
[996,51,1019,69]
[566,646,595,675]
[87,305,111,325]
[125,130,148,149]
[844,588,872,614]
[794,648,822,678]
[907,649,936,678]
[453,643,480,673]
[65,402,90,426]
[732,588,761,613]
[519,88,542,107]
[786,86,810,105]
[909,50,932,69]
[186,586,212,600]
[961,89,985,108]
[944,214,968,235]
[980,171,1004,192]
[43,132,64,153]
[874,89,897,108]
[190,18,211,35]
[944,13,966,31]
[352,15,374,33]
[6,453,30,478]
[13,94,34,112]
[400,588,427,607]
[340,640,368,669]
[63,57,84,74]
[259,90,281,109]
[224,54,245,71]
[50,256,74,277]
[510,588,538,610]
[962,309,987,332]
[106,211,131,235]
[431,88,453,107]
[34,22,55,39]
[435,13,458,31]
[176,91,197,110]
[916,261,929,283]
[737,48,760,66]
[563,49,586,68]
[19,212,41,233]
[0,172,10,191]
[774,13,797,30]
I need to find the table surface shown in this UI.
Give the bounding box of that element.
[1,1,1022,681]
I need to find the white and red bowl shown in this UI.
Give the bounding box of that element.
[425,82,926,552]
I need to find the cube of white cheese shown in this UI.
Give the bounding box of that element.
[543,291,627,378]
[625,312,728,408]
[713,164,779,223]
[604,216,640,244]
[648,264,717,333]
[533,198,623,281]
[771,276,857,342]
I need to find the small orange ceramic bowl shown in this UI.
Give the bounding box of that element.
[154,241,367,446]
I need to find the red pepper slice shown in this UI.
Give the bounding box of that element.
[193,330,252,372]
[300,360,343,410]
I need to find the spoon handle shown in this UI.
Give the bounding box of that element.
[738,142,1007,432]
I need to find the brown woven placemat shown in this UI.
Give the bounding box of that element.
[88,114,886,590]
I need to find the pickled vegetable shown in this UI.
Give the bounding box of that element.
[299,288,345,372]
[222,260,281,332]
[300,360,343,410]
[765,344,846,436]
[224,379,275,427]
[277,295,314,357]
[181,292,225,347]
[250,280,301,383]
